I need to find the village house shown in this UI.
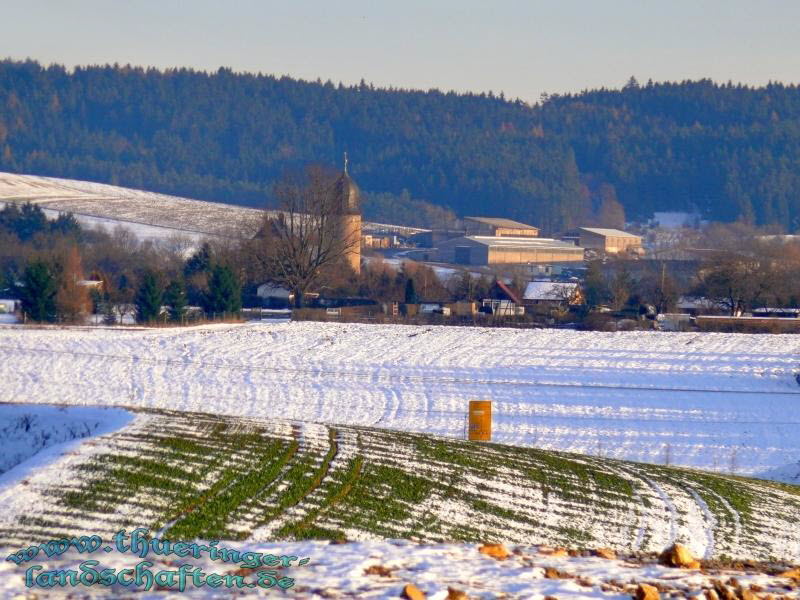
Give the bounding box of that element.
[675,296,726,316]
[362,233,398,249]
[78,279,104,290]
[522,281,583,312]
[256,283,293,308]
[0,298,19,323]
[480,280,525,316]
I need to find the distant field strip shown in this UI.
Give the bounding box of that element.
[2,322,800,476]
[1,409,799,562]
[3,344,800,396]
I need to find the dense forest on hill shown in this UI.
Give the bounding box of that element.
[1,60,799,231]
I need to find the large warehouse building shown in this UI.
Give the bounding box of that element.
[437,236,584,265]
[463,217,540,238]
[577,227,642,255]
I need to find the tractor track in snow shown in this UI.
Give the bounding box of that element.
[3,344,800,397]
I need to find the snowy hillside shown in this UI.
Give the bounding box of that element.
[0,172,410,242]
[0,171,264,240]
[1,322,800,479]
[1,407,799,564]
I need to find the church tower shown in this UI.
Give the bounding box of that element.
[332,153,362,274]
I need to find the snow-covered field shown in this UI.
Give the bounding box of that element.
[0,400,798,597]
[0,172,264,240]
[1,321,800,479]
[1,404,799,568]
[2,540,799,599]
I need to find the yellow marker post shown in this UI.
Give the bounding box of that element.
[468,400,492,441]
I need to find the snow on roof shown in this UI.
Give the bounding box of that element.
[523,281,579,300]
[578,227,640,238]
[676,296,721,310]
[757,234,800,243]
[464,217,539,230]
[751,307,800,315]
[256,283,292,298]
[461,236,581,249]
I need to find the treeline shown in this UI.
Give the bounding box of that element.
[361,190,457,228]
[542,77,800,227]
[5,203,800,327]
[0,60,615,231]
[3,62,800,230]
[0,204,242,323]
[0,203,493,324]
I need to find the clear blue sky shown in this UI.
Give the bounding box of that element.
[1,0,798,102]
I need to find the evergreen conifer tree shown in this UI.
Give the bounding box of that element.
[404,277,419,304]
[16,203,49,241]
[163,279,188,322]
[19,261,57,322]
[584,260,608,309]
[204,265,241,315]
[184,243,213,277]
[50,212,82,237]
[135,272,163,323]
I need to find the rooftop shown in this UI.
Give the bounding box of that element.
[523,281,579,301]
[332,170,361,215]
[578,227,640,238]
[465,217,539,230]
[493,280,523,304]
[462,236,582,249]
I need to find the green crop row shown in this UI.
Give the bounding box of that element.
[168,439,298,540]
[277,454,365,539]
[258,427,338,526]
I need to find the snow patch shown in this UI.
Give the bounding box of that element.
[756,461,800,484]
[0,404,132,482]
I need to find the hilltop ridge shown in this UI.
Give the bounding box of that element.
[2,60,800,230]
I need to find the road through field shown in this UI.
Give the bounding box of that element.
[1,321,799,478]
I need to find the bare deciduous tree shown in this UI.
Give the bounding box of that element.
[55,246,91,323]
[693,241,784,316]
[255,165,360,307]
[547,282,583,318]
[638,262,680,314]
[608,267,633,311]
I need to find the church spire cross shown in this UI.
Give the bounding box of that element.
[343,151,349,174]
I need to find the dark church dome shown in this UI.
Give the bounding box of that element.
[332,155,361,215]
